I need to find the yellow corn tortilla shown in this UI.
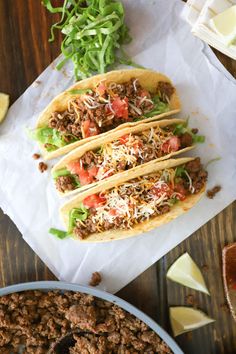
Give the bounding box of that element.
[60,157,205,243]
[52,118,194,197]
[37,69,181,160]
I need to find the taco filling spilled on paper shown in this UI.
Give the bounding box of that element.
[31,79,175,153]
[53,122,204,194]
[65,158,207,240]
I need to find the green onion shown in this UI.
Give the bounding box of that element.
[49,228,68,239]
[175,166,186,177]
[169,197,178,205]
[68,89,93,94]
[192,135,205,143]
[173,122,205,144]
[52,168,70,179]
[173,124,187,136]
[68,205,89,233]
[42,0,135,80]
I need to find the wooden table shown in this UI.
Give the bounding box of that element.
[0,1,235,353]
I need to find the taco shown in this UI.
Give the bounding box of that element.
[52,119,205,197]
[31,69,181,160]
[58,157,207,242]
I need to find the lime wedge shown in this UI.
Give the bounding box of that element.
[170,307,215,336]
[0,93,9,123]
[167,253,210,295]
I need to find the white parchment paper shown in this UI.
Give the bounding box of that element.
[0,0,235,293]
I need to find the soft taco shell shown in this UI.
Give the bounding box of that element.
[52,118,194,197]
[37,69,181,160]
[60,157,205,243]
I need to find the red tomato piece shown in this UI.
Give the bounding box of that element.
[161,136,181,153]
[88,166,99,178]
[82,120,99,138]
[119,134,130,144]
[67,160,83,175]
[83,194,106,208]
[67,160,94,186]
[109,208,118,216]
[152,184,173,198]
[111,97,129,119]
[97,82,106,96]
[78,169,92,186]
[174,183,186,201]
[133,141,143,153]
[139,89,151,98]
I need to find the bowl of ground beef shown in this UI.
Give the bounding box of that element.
[0,281,183,354]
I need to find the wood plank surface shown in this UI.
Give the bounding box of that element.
[0,1,235,353]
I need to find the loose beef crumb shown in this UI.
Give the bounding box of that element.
[32,153,40,160]
[38,162,48,173]
[206,185,221,199]
[89,272,102,287]
[0,290,172,353]
[185,294,198,307]
[191,128,198,134]
[179,132,193,148]
[201,264,209,272]
[220,303,230,313]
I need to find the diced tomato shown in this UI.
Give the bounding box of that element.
[119,134,130,144]
[67,160,83,175]
[133,141,143,153]
[109,208,118,216]
[139,89,150,98]
[67,160,95,186]
[82,120,99,138]
[174,183,187,201]
[161,136,181,154]
[83,194,106,208]
[97,82,106,96]
[152,183,173,198]
[88,165,99,178]
[78,169,92,186]
[111,97,129,119]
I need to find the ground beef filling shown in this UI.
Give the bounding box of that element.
[73,159,207,239]
[56,175,76,193]
[48,79,173,143]
[0,290,172,353]
[55,127,194,194]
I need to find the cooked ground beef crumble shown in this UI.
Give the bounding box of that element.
[0,290,172,353]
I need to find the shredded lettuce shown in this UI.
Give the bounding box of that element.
[42,0,135,80]
[52,168,70,179]
[28,127,77,151]
[68,205,89,233]
[49,228,68,239]
[68,88,93,94]
[144,95,169,118]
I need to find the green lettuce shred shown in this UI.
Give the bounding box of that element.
[42,0,135,80]
[144,95,169,118]
[68,205,89,233]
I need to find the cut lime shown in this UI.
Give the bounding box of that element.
[170,307,215,336]
[0,93,9,123]
[167,253,210,295]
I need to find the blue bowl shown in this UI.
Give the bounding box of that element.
[0,281,183,354]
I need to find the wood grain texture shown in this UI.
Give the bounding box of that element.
[0,1,235,353]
